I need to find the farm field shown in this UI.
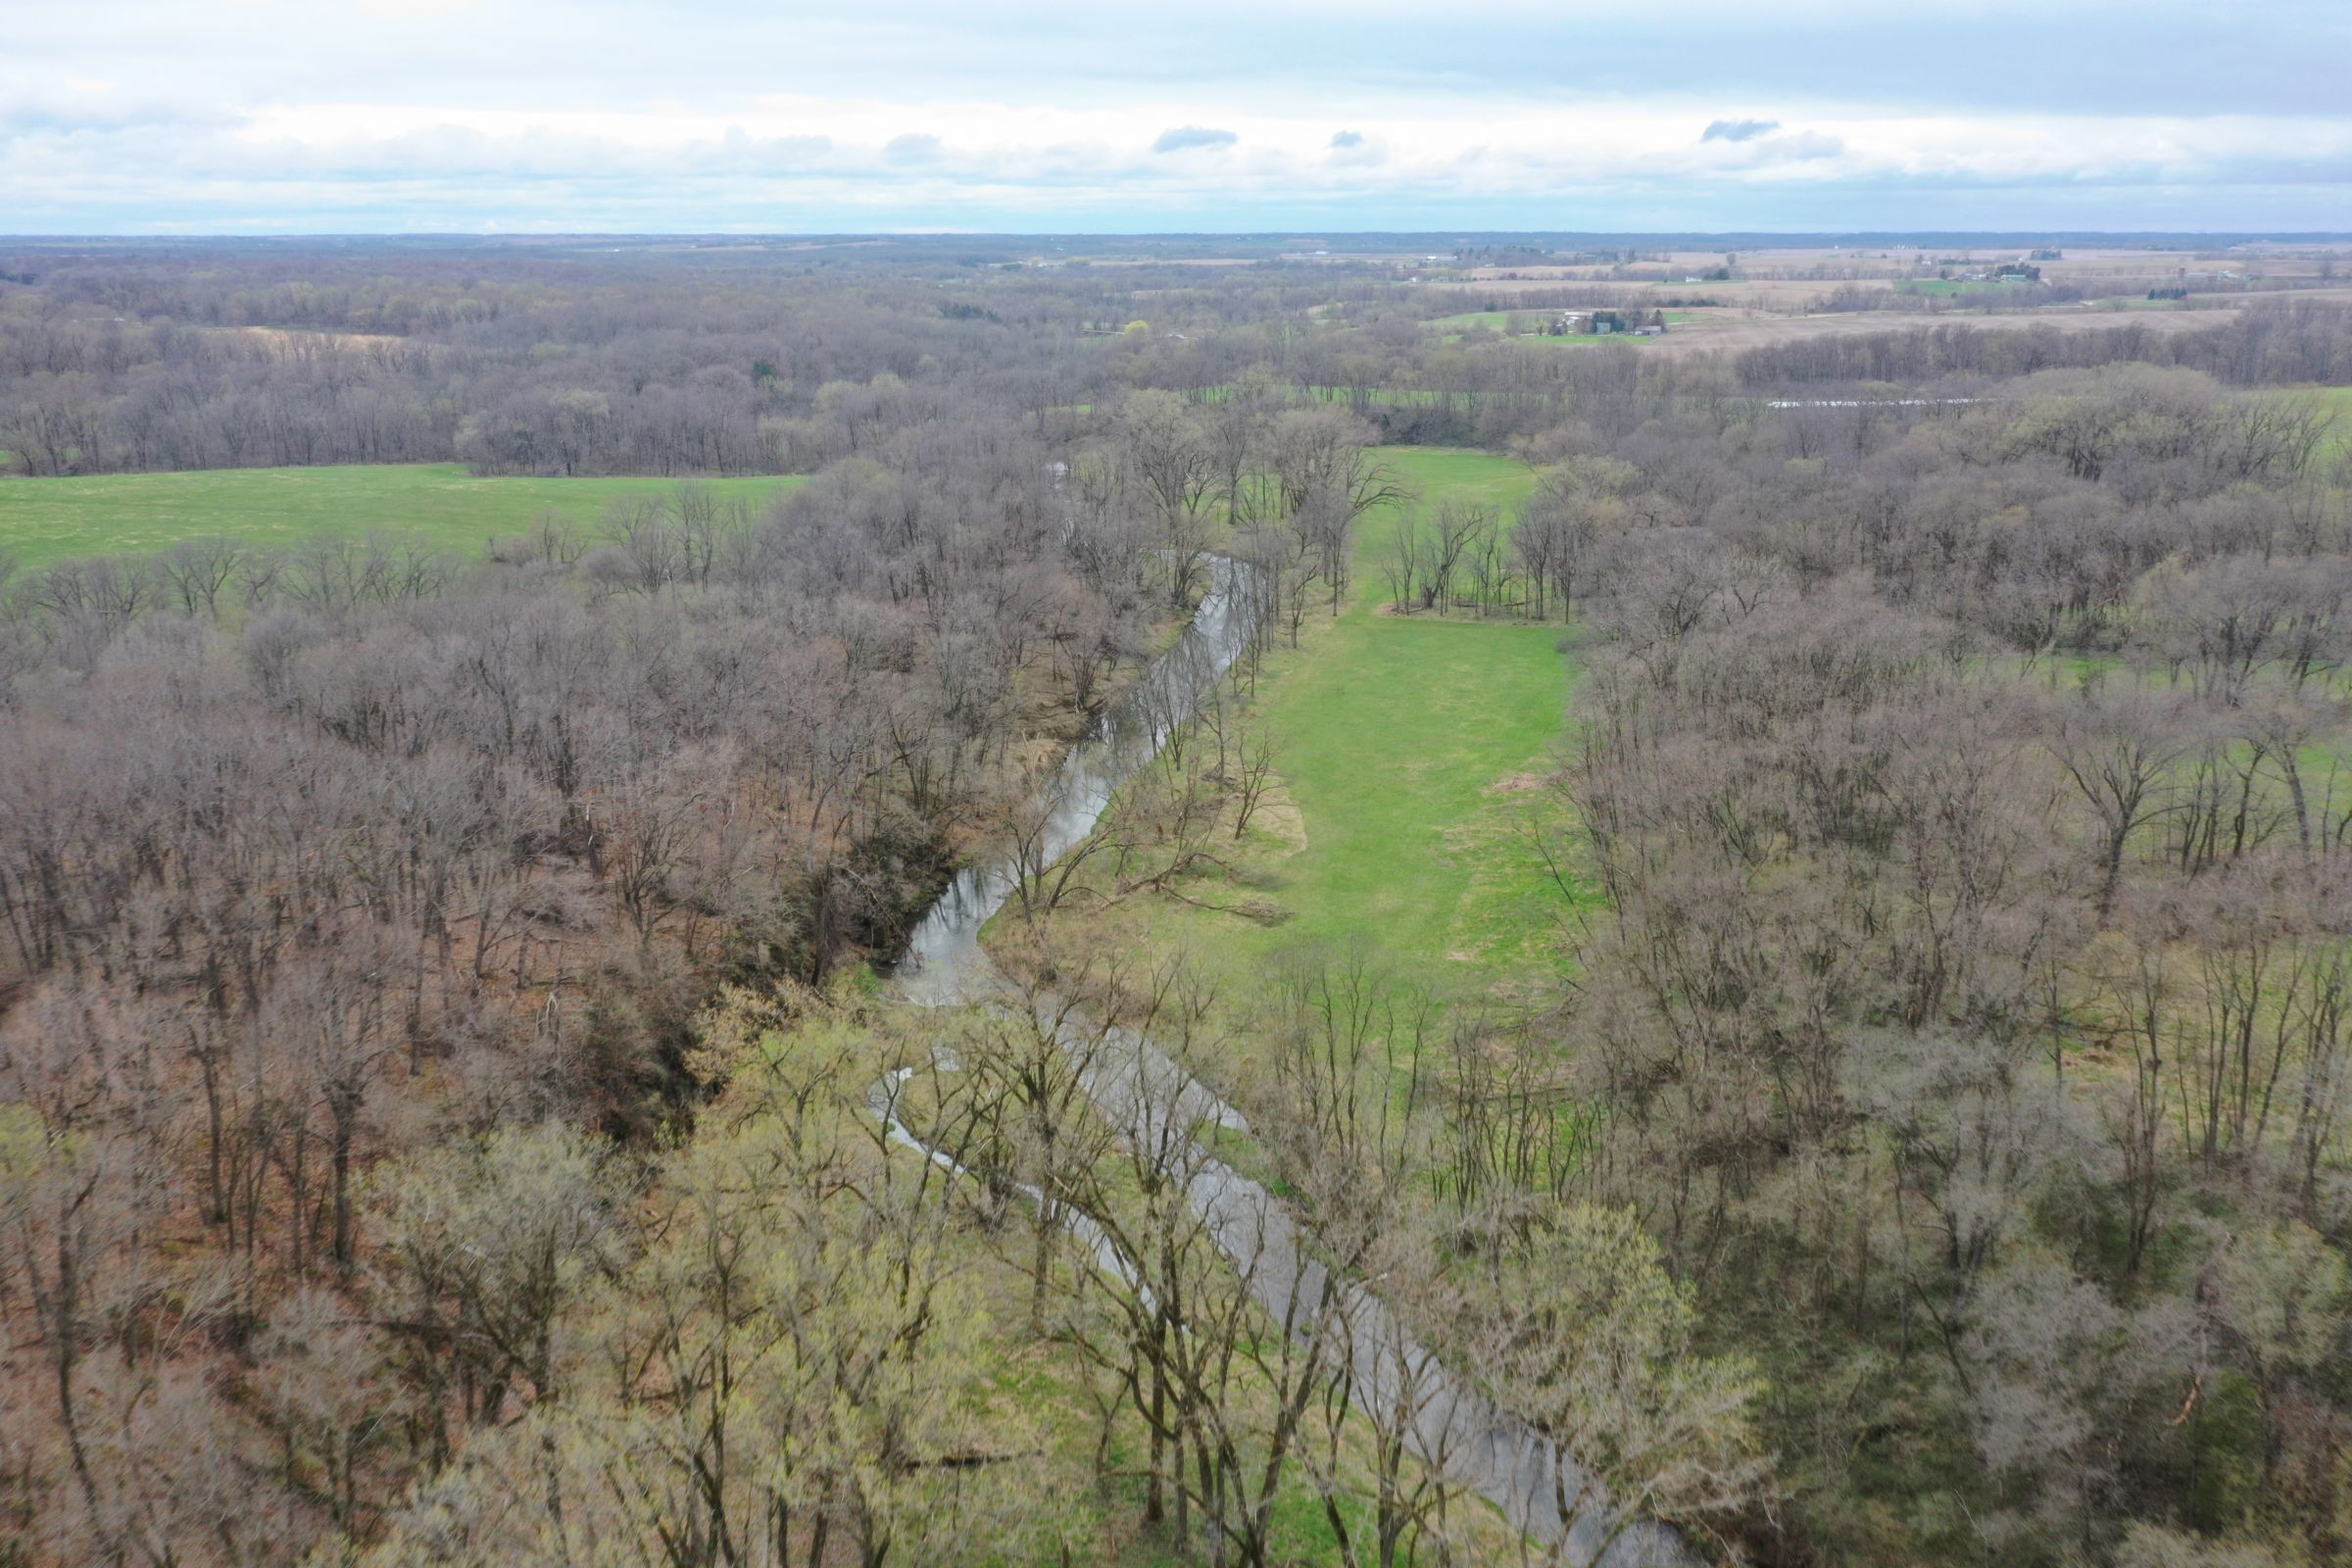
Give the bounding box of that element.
[0,463,803,567]
[1428,274,1886,309]
[1414,292,2250,357]
[996,448,1586,1012]
[1897,277,2038,299]
[1645,301,2243,355]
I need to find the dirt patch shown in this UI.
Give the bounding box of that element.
[1237,781,1309,858]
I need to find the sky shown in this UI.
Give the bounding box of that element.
[5,0,2350,235]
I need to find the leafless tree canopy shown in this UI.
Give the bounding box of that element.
[1,238,2349,1568]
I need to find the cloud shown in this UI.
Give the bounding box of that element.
[0,90,240,138]
[1152,124,1236,154]
[2,13,2349,235]
[1762,130,1844,163]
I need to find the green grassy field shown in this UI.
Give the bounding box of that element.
[1249,570,1579,982]
[1426,310,1534,333]
[2310,386,2352,464]
[0,464,803,567]
[1895,277,2041,301]
[1260,449,1585,986]
[1002,448,1588,1009]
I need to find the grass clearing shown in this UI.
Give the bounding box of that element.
[996,448,1592,1016]
[0,463,803,567]
[1250,586,1580,982]
[2309,385,2352,465]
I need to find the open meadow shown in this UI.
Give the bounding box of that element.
[0,464,802,567]
[991,448,1588,1019]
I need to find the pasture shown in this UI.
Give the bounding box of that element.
[0,463,803,568]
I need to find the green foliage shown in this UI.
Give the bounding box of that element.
[0,1100,45,1179]
[1471,1203,1770,1547]
[2211,1221,2351,1379]
[2178,1372,2268,1536]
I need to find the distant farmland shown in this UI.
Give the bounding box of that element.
[1426,308,1692,341]
[0,464,803,568]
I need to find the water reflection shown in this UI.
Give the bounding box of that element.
[889,555,1258,1002]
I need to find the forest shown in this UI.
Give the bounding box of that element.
[0,236,2348,1568]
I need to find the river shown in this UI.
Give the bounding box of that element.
[876,556,1692,1567]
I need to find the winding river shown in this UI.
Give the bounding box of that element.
[876,557,1692,1568]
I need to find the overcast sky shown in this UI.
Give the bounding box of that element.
[7,0,2350,234]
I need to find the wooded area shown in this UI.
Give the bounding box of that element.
[1,238,2348,1567]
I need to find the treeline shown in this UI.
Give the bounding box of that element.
[11,240,2350,488]
[1362,364,2337,625]
[0,242,1342,478]
[1736,300,2352,388]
